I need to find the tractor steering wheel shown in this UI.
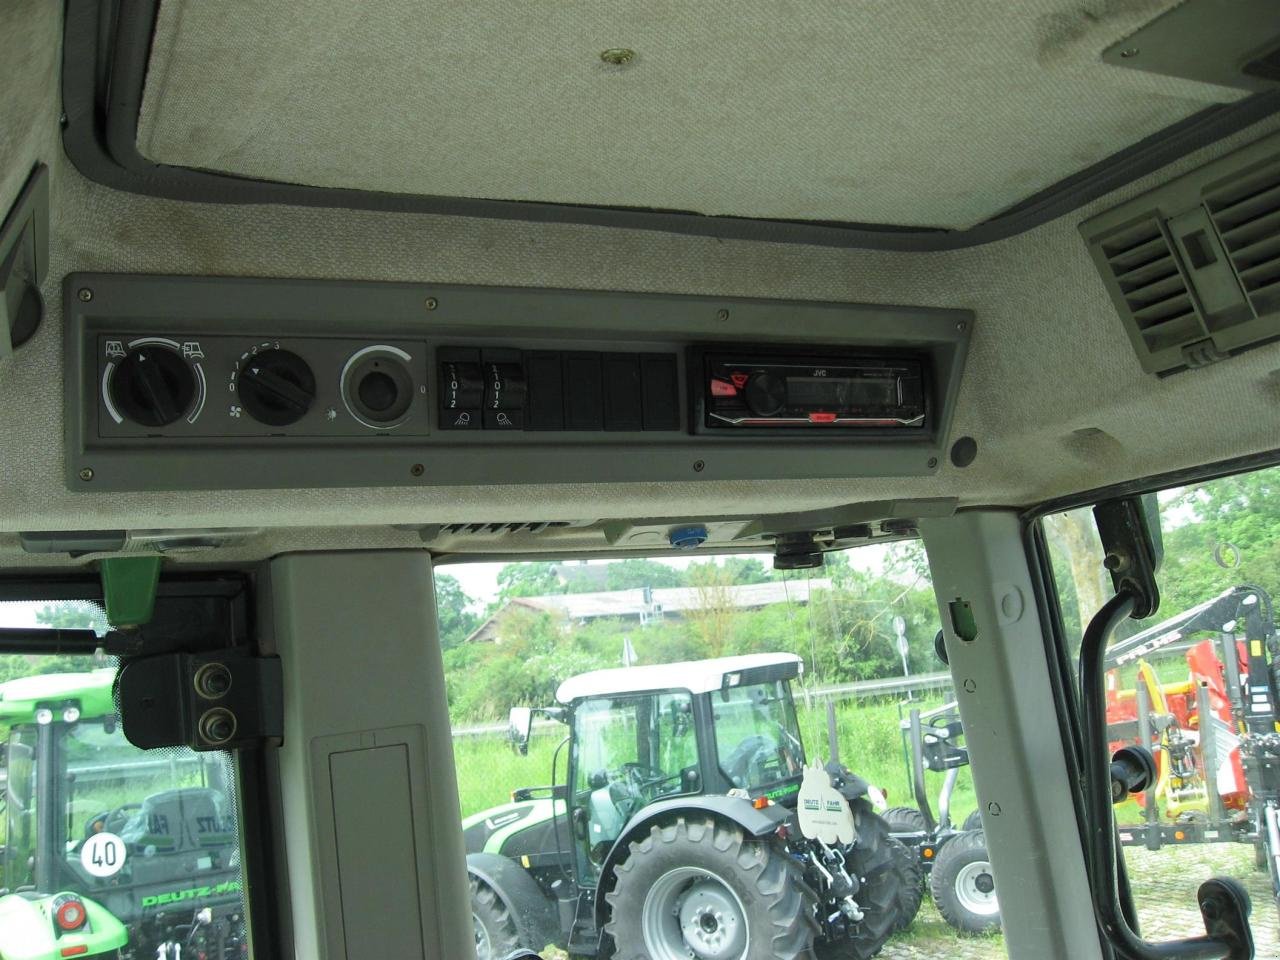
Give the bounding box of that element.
[82,803,142,843]
[620,762,683,796]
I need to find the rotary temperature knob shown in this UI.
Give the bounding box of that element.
[109,345,197,427]
[236,349,316,426]
[742,371,787,418]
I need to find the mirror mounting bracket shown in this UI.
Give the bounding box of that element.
[1079,496,1254,959]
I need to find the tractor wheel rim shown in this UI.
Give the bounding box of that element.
[472,913,491,960]
[954,861,1000,915]
[642,867,749,960]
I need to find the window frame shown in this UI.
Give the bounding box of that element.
[1019,448,1280,957]
[0,572,285,960]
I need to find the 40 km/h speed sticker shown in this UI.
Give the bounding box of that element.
[81,832,127,878]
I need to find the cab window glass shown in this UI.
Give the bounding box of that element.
[0,601,250,960]
[713,681,806,791]
[441,545,1012,959]
[1043,464,1280,955]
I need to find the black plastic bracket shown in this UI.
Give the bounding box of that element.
[1197,878,1255,960]
[1094,496,1163,619]
[0,165,49,356]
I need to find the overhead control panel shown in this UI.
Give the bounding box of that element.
[64,274,972,492]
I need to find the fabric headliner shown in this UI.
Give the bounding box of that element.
[134,0,1243,229]
[2,0,1280,566]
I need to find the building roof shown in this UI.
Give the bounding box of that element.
[465,578,831,643]
[556,653,803,703]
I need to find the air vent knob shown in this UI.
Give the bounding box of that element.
[743,371,786,418]
[109,345,197,427]
[237,349,316,426]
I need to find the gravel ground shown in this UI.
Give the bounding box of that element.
[882,841,1277,960]
[539,842,1277,959]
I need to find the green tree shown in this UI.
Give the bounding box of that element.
[1156,469,1280,618]
[495,562,565,603]
[34,601,108,632]
[434,574,480,650]
[721,557,772,585]
[604,559,686,591]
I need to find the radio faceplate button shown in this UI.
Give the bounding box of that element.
[743,371,787,417]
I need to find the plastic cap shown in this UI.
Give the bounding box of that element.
[668,525,708,550]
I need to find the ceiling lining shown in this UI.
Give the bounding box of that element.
[129,0,1244,229]
[4,0,1280,569]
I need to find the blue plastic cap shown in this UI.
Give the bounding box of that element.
[668,525,709,550]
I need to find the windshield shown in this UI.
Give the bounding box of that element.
[442,545,1017,959]
[713,680,806,792]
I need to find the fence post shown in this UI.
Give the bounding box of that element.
[826,698,840,766]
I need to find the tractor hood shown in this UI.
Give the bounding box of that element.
[0,670,117,723]
[0,892,128,960]
[461,798,564,856]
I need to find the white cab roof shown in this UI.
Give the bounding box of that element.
[556,652,803,703]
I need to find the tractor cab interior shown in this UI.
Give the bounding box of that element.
[3,1,1280,959]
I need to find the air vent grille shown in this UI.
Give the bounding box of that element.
[1205,158,1280,317]
[441,521,571,536]
[1081,130,1280,376]
[1098,218,1199,351]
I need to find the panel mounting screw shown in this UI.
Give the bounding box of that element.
[1119,47,1139,58]
[424,297,438,311]
[78,288,93,302]
[410,463,425,477]
[956,320,966,332]
[693,460,705,473]
[600,48,635,65]
[78,468,94,482]
[927,457,938,469]
[716,309,730,322]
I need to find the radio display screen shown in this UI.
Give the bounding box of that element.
[786,376,898,407]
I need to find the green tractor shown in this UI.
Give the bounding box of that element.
[0,668,246,960]
[463,653,916,960]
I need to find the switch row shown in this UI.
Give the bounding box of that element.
[437,349,680,432]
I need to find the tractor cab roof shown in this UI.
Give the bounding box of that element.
[0,669,117,723]
[555,652,802,704]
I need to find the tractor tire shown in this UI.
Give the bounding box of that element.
[929,830,1000,935]
[886,836,924,933]
[470,876,522,960]
[604,816,818,960]
[882,806,927,834]
[813,806,902,960]
[962,809,984,832]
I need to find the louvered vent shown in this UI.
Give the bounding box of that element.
[1097,218,1199,354]
[1082,130,1280,376]
[441,521,571,536]
[1205,157,1280,319]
